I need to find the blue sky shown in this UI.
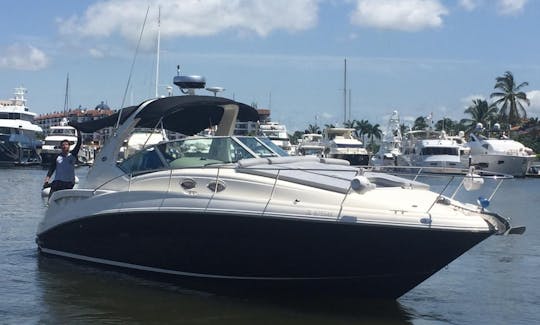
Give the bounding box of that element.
[1,0,539,131]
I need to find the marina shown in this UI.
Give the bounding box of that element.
[2,1,540,324]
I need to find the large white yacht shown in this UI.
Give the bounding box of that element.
[371,111,402,166]
[0,87,43,166]
[36,75,525,299]
[466,123,535,177]
[258,121,294,155]
[322,127,369,166]
[40,118,79,165]
[399,130,467,173]
[296,132,325,156]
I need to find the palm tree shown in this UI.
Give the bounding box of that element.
[365,123,382,151]
[490,71,530,126]
[306,124,320,134]
[461,99,498,132]
[355,119,370,144]
[324,123,336,129]
[343,120,356,128]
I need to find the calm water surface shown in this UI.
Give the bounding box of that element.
[0,167,538,324]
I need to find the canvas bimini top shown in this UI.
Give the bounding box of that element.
[70,95,260,135]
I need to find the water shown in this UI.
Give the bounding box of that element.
[1,167,539,324]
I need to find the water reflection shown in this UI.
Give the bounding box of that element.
[36,255,414,324]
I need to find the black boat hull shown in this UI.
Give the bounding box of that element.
[37,211,492,299]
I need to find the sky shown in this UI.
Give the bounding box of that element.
[1,0,540,132]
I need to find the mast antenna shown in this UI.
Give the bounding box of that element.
[155,6,161,98]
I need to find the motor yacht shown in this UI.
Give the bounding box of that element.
[296,132,325,157]
[322,127,369,166]
[371,111,402,166]
[40,118,79,165]
[36,83,524,299]
[0,87,43,166]
[466,124,535,177]
[399,130,467,173]
[258,121,294,155]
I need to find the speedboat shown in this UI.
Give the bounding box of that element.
[322,127,369,166]
[0,87,43,166]
[36,92,525,299]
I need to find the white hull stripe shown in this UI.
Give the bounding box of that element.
[40,248,366,281]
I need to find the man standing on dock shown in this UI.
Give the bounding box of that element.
[43,128,82,198]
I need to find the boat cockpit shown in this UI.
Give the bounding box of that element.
[117,136,283,175]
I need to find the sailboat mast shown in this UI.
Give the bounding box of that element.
[64,73,69,115]
[155,6,161,98]
[343,58,347,124]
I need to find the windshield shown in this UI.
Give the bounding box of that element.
[255,137,289,156]
[118,137,256,173]
[236,137,280,157]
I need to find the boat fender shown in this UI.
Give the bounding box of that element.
[351,176,375,194]
[463,171,483,191]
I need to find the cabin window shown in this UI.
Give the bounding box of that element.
[420,147,458,156]
[118,147,165,174]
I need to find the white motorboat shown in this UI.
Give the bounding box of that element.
[0,87,43,166]
[466,126,535,177]
[40,118,79,165]
[36,88,525,299]
[371,111,402,166]
[297,132,325,156]
[322,127,369,166]
[399,130,467,173]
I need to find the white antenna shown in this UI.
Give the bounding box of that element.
[343,58,347,123]
[155,6,161,98]
[63,73,70,115]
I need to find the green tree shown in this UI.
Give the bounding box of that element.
[324,123,336,129]
[490,71,530,126]
[355,119,370,144]
[306,124,320,134]
[413,116,428,130]
[365,123,382,151]
[343,120,356,128]
[461,99,498,132]
[434,118,458,134]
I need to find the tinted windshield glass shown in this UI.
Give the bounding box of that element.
[157,137,254,168]
[237,137,279,157]
[255,137,289,156]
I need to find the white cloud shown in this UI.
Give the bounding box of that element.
[57,0,318,48]
[89,48,105,58]
[459,0,479,11]
[350,0,448,32]
[0,44,49,70]
[526,90,540,117]
[497,0,528,15]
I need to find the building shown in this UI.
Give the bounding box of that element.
[35,102,115,144]
[234,108,269,135]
